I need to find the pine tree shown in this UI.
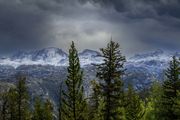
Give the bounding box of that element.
[15,75,30,120]
[0,76,30,120]
[125,84,145,120]
[143,81,162,120]
[89,80,103,120]
[7,87,18,120]
[96,40,126,120]
[60,41,87,120]
[32,97,44,120]
[159,56,180,119]
[92,98,104,120]
[173,90,180,119]
[0,91,9,120]
[44,99,53,120]
[32,98,53,120]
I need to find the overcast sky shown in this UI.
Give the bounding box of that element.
[0,0,180,55]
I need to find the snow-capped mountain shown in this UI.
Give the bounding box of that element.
[123,49,178,89]
[0,48,178,69]
[126,49,178,76]
[129,49,171,62]
[11,47,68,60]
[127,49,172,69]
[79,49,101,56]
[0,48,179,111]
[0,48,104,68]
[11,50,34,60]
[79,49,103,66]
[32,47,67,61]
[0,48,68,68]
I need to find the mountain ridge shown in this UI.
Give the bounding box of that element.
[0,48,179,109]
[0,48,179,69]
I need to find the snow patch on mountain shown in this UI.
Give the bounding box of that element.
[0,48,178,68]
[124,49,176,83]
[128,49,174,67]
[0,48,104,68]
[0,48,68,68]
[79,49,103,66]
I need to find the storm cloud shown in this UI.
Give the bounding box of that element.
[0,0,180,55]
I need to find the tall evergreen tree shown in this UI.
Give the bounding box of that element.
[143,81,162,120]
[43,99,53,120]
[96,40,126,120]
[32,97,44,120]
[125,84,145,120]
[0,76,30,120]
[7,88,18,120]
[32,98,53,120]
[173,90,180,119]
[159,56,180,120]
[91,98,104,120]
[60,41,87,120]
[89,80,103,120]
[15,75,30,120]
[0,91,9,120]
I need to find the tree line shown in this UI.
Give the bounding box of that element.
[0,41,180,120]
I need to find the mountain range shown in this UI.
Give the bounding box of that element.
[0,47,179,106]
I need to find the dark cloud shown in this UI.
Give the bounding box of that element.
[0,0,89,54]
[0,0,180,55]
[85,0,180,19]
[0,0,54,54]
[84,0,180,53]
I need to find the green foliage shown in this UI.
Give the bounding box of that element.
[125,84,145,120]
[32,97,44,120]
[96,40,126,120]
[89,80,103,120]
[143,81,162,120]
[7,88,18,120]
[173,90,180,119]
[116,107,126,120]
[92,98,105,120]
[0,76,31,120]
[16,76,31,120]
[60,41,87,120]
[32,98,53,120]
[0,90,9,120]
[44,99,54,120]
[142,101,154,120]
[158,56,180,120]
[143,57,180,120]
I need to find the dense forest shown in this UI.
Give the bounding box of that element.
[0,41,180,120]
